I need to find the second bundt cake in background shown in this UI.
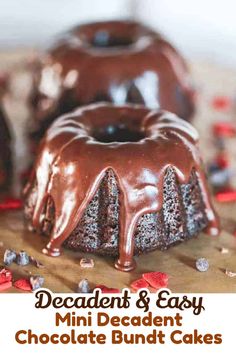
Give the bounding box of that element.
[29,20,195,147]
[24,103,219,272]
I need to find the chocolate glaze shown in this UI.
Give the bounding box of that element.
[24,103,219,271]
[30,20,195,146]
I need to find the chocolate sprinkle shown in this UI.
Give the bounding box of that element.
[3,249,17,265]
[80,258,94,269]
[16,251,30,266]
[196,258,209,272]
[30,275,44,291]
[77,279,90,293]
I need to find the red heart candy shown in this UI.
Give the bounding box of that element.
[0,268,13,284]
[0,281,12,292]
[211,96,232,111]
[95,285,120,293]
[130,278,149,291]
[14,278,32,292]
[142,272,169,290]
[213,122,236,137]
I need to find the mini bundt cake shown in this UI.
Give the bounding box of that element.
[24,103,219,271]
[0,77,12,190]
[29,20,195,147]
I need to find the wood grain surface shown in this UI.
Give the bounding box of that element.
[0,51,236,293]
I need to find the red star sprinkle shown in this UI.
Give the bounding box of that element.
[213,122,236,138]
[211,96,232,111]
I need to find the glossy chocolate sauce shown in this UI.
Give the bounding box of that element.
[30,20,195,145]
[25,104,220,271]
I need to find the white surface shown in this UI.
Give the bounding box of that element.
[136,0,236,67]
[0,0,236,66]
[0,0,132,47]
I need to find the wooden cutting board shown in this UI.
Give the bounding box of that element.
[0,50,236,293]
[0,208,236,293]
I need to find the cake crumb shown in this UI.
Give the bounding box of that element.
[220,247,229,254]
[30,256,45,268]
[80,258,94,269]
[225,269,236,278]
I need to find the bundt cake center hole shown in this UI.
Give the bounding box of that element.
[92,124,145,143]
[91,30,134,48]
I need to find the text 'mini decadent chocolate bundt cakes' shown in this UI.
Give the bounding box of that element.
[24,103,220,272]
[29,20,195,147]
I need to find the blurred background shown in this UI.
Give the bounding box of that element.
[0,0,236,67]
[0,0,236,193]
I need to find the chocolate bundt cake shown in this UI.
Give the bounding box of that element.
[24,103,219,271]
[29,20,195,147]
[0,74,12,191]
